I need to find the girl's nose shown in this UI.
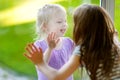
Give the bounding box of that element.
[63,22,67,28]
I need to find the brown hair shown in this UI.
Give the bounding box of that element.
[73,4,119,80]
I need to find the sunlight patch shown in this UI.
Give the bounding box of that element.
[0,0,64,27]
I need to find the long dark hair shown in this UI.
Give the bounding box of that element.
[73,4,119,80]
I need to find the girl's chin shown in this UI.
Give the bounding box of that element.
[57,33,65,37]
[57,35,64,38]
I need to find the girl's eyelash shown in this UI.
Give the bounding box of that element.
[57,21,62,23]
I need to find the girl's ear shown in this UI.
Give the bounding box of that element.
[41,22,48,33]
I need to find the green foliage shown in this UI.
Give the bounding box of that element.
[0,0,120,79]
[0,0,25,10]
[0,23,37,76]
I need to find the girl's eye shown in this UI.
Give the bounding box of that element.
[57,21,62,23]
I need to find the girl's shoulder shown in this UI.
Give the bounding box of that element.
[62,37,75,51]
[34,39,45,46]
[62,37,74,44]
[34,39,47,52]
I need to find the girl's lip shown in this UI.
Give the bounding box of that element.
[60,29,66,33]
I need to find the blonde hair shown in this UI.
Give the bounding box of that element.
[36,4,66,39]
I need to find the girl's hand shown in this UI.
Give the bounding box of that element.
[24,43,44,65]
[47,32,60,49]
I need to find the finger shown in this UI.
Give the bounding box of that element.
[50,32,54,40]
[47,33,52,42]
[26,47,33,54]
[24,53,31,59]
[28,43,35,52]
[52,32,55,40]
[32,43,39,52]
[55,38,60,44]
[25,43,33,52]
[48,33,51,42]
[52,32,56,39]
[39,47,43,53]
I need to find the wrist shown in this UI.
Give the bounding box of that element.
[36,62,47,70]
[48,47,54,51]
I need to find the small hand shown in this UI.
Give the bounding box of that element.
[47,32,60,49]
[24,43,44,65]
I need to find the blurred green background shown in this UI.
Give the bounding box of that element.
[0,0,120,80]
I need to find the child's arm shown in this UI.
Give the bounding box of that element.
[43,32,59,63]
[24,43,80,80]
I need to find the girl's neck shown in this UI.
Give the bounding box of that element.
[55,37,63,50]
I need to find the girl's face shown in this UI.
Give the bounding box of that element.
[46,10,67,38]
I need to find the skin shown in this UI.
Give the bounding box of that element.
[24,33,80,80]
[44,9,67,38]
[42,9,68,63]
[43,32,60,62]
[24,4,120,80]
[24,6,77,80]
[37,9,68,63]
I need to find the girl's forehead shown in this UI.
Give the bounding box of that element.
[53,8,66,14]
[52,14,66,21]
[53,10,66,17]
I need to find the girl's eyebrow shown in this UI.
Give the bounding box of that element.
[57,18,62,20]
[57,18,66,20]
